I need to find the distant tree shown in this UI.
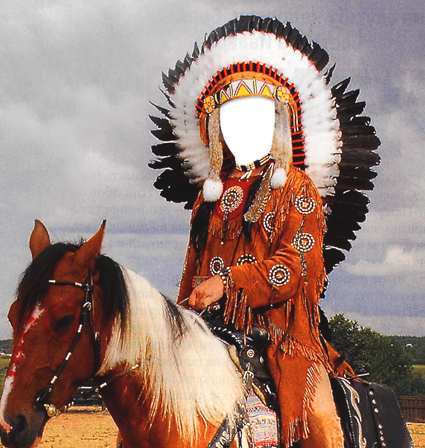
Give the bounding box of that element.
[329,314,425,396]
[394,335,425,365]
[0,339,13,353]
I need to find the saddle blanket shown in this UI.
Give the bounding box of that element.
[246,389,279,448]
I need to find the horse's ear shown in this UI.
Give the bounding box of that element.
[73,220,106,270]
[29,220,51,259]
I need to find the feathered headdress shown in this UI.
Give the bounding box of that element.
[149,15,380,272]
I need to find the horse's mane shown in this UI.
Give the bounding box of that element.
[16,242,129,331]
[99,268,244,438]
[17,244,243,437]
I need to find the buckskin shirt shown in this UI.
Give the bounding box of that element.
[178,163,352,446]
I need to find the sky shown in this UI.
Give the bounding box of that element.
[0,0,424,339]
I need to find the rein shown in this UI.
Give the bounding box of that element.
[35,271,101,417]
[33,271,251,447]
[35,271,138,418]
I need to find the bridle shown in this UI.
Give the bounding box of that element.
[32,270,249,448]
[35,271,101,417]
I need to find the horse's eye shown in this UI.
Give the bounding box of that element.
[54,315,75,331]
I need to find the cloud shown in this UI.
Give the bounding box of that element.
[345,245,425,277]
[0,0,424,340]
[322,308,425,337]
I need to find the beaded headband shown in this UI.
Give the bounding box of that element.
[197,67,300,145]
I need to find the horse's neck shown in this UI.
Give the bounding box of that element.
[100,373,218,448]
[97,269,243,447]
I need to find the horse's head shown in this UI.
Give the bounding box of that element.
[0,220,110,448]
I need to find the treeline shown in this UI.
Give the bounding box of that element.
[1,317,425,397]
[329,314,425,397]
[393,335,425,365]
[0,339,12,353]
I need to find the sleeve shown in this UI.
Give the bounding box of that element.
[177,241,197,304]
[326,342,356,377]
[177,192,205,304]
[223,178,325,321]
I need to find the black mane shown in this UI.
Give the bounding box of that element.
[16,242,128,330]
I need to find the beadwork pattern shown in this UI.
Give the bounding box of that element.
[210,256,225,275]
[269,265,290,287]
[263,212,275,233]
[293,232,315,253]
[294,196,315,215]
[237,254,258,265]
[219,186,244,214]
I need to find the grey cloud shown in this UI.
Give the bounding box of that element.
[0,0,424,338]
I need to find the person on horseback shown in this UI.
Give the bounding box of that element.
[175,91,352,447]
[149,16,380,448]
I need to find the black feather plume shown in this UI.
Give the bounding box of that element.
[148,16,381,276]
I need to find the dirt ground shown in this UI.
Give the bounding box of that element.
[0,408,424,447]
[37,407,118,448]
[409,423,425,448]
[10,406,118,448]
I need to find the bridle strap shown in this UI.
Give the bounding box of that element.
[35,272,136,418]
[36,271,97,408]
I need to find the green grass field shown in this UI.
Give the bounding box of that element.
[413,365,425,379]
[0,357,10,396]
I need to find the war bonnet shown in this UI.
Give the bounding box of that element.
[150,15,380,273]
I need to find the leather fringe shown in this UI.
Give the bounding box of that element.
[269,168,297,244]
[209,217,242,241]
[223,274,253,333]
[266,321,326,364]
[280,363,322,448]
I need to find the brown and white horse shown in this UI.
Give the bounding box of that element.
[0,221,244,448]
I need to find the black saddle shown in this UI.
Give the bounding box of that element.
[331,377,413,448]
[207,320,413,448]
[208,318,271,379]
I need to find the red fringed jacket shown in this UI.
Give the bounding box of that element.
[178,164,353,447]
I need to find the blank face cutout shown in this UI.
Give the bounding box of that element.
[219,96,275,165]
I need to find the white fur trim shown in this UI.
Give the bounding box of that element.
[171,31,341,197]
[203,177,223,202]
[271,167,288,189]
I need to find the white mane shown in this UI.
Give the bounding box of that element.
[98,268,244,437]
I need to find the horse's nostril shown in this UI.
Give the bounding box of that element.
[0,414,29,448]
[14,414,28,435]
[1,414,30,448]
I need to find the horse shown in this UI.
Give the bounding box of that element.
[0,221,414,448]
[0,220,246,448]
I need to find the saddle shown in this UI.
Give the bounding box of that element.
[208,319,272,380]
[208,319,279,448]
[208,320,413,448]
[331,377,413,448]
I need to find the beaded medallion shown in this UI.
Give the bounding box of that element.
[210,256,225,275]
[294,196,315,215]
[237,254,258,265]
[269,265,290,287]
[293,232,315,253]
[219,186,244,214]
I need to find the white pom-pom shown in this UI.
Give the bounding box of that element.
[271,167,287,189]
[203,178,223,202]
